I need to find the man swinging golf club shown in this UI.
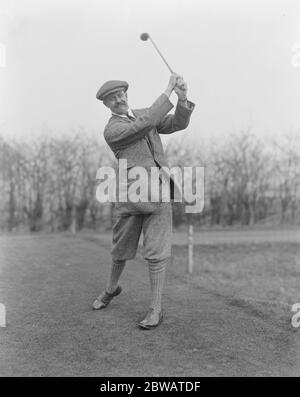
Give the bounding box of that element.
[93,72,195,329]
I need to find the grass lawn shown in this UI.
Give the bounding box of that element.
[0,232,299,376]
[171,242,300,316]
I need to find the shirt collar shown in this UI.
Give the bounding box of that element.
[111,108,135,119]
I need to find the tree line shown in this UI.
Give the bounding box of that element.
[0,130,299,232]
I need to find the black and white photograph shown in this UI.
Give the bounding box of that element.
[0,0,299,381]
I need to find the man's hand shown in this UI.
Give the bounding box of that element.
[174,77,188,101]
[164,73,181,97]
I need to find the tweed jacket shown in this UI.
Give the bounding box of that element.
[103,93,195,215]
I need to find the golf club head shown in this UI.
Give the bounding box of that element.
[139,32,173,73]
[140,33,150,41]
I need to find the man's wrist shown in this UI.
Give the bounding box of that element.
[178,96,188,104]
[164,87,173,97]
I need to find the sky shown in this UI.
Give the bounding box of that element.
[0,0,300,145]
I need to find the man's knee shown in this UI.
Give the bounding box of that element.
[144,245,171,263]
[147,257,170,271]
[113,259,126,266]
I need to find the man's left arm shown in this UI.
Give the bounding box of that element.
[157,78,195,134]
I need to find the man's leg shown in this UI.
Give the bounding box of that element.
[92,214,143,310]
[139,203,172,328]
[148,258,169,313]
[106,259,126,294]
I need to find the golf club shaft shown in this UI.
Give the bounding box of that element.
[149,37,173,73]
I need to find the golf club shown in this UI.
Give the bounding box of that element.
[140,33,174,73]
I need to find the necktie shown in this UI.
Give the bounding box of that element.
[127,114,135,121]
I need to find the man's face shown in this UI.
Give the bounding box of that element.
[103,90,129,115]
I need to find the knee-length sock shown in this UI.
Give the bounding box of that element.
[147,258,169,312]
[106,260,126,293]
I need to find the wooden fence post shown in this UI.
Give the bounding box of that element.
[71,206,76,235]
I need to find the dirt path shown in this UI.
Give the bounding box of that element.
[95,228,300,247]
[0,234,299,376]
[172,228,300,245]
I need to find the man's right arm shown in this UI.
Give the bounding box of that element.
[104,74,179,149]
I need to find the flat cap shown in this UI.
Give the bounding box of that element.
[96,80,129,101]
